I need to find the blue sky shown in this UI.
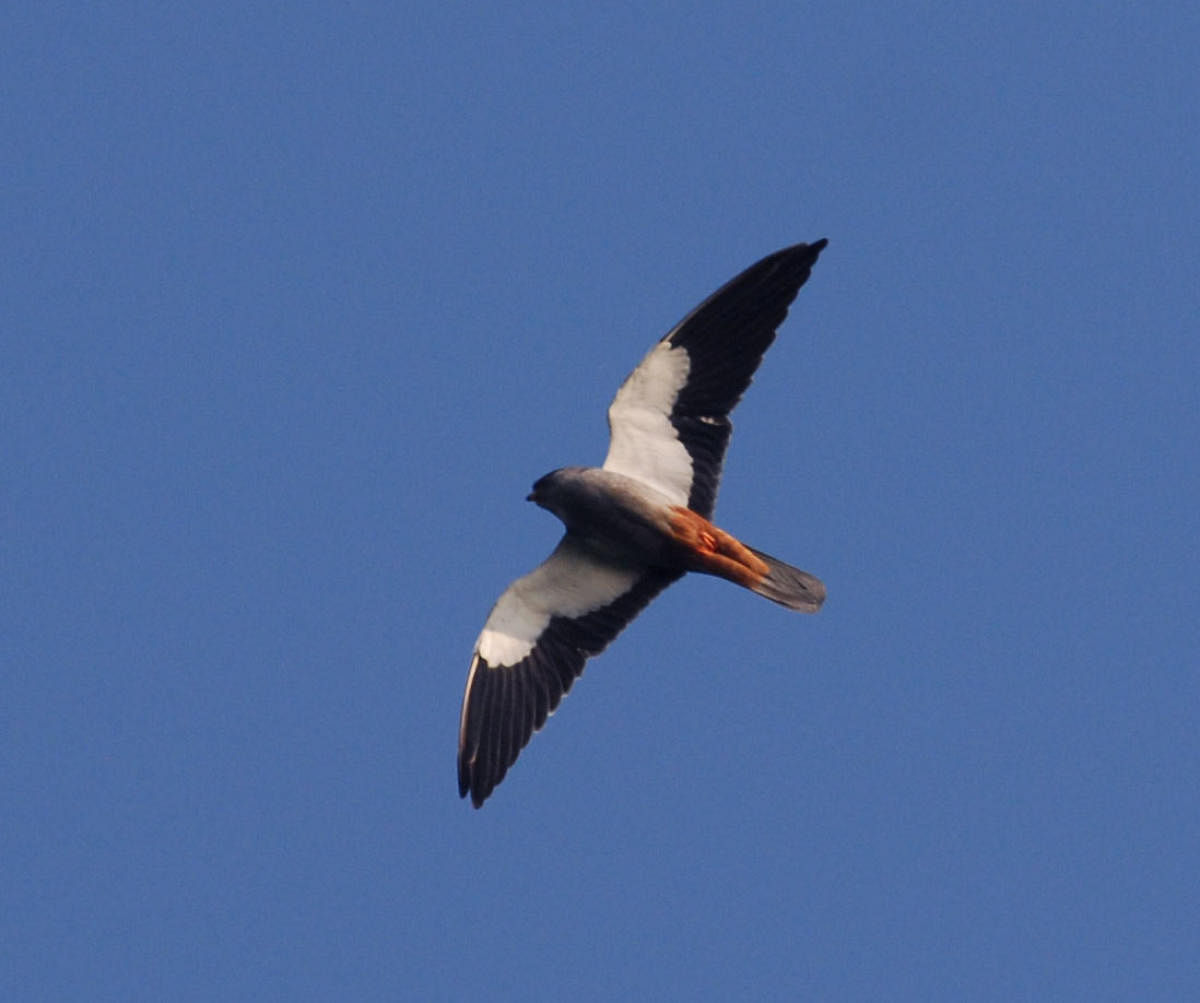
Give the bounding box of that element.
[4,3,1198,999]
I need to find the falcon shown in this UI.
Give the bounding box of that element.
[458,240,829,807]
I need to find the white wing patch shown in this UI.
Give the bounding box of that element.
[475,539,642,667]
[602,340,693,506]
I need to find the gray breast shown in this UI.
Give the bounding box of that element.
[539,467,678,565]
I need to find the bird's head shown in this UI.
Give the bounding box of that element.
[527,467,593,519]
[527,469,564,507]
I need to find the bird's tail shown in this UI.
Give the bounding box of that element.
[665,506,826,613]
[743,546,825,612]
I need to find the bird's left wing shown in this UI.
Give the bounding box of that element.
[603,240,827,518]
[458,535,680,807]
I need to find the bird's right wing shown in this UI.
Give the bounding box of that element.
[458,535,680,808]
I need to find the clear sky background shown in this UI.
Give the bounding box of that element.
[4,3,1197,1000]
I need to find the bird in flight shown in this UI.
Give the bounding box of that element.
[458,240,829,807]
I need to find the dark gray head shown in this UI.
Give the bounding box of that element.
[527,473,551,505]
[527,467,602,524]
[527,468,575,508]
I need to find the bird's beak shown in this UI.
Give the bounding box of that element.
[526,492,536,502]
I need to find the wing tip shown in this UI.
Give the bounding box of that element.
[779,237,828,271]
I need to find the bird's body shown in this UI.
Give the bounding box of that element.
[458,240,829,807]
[529,466,824,608]
[529,467,679,567]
